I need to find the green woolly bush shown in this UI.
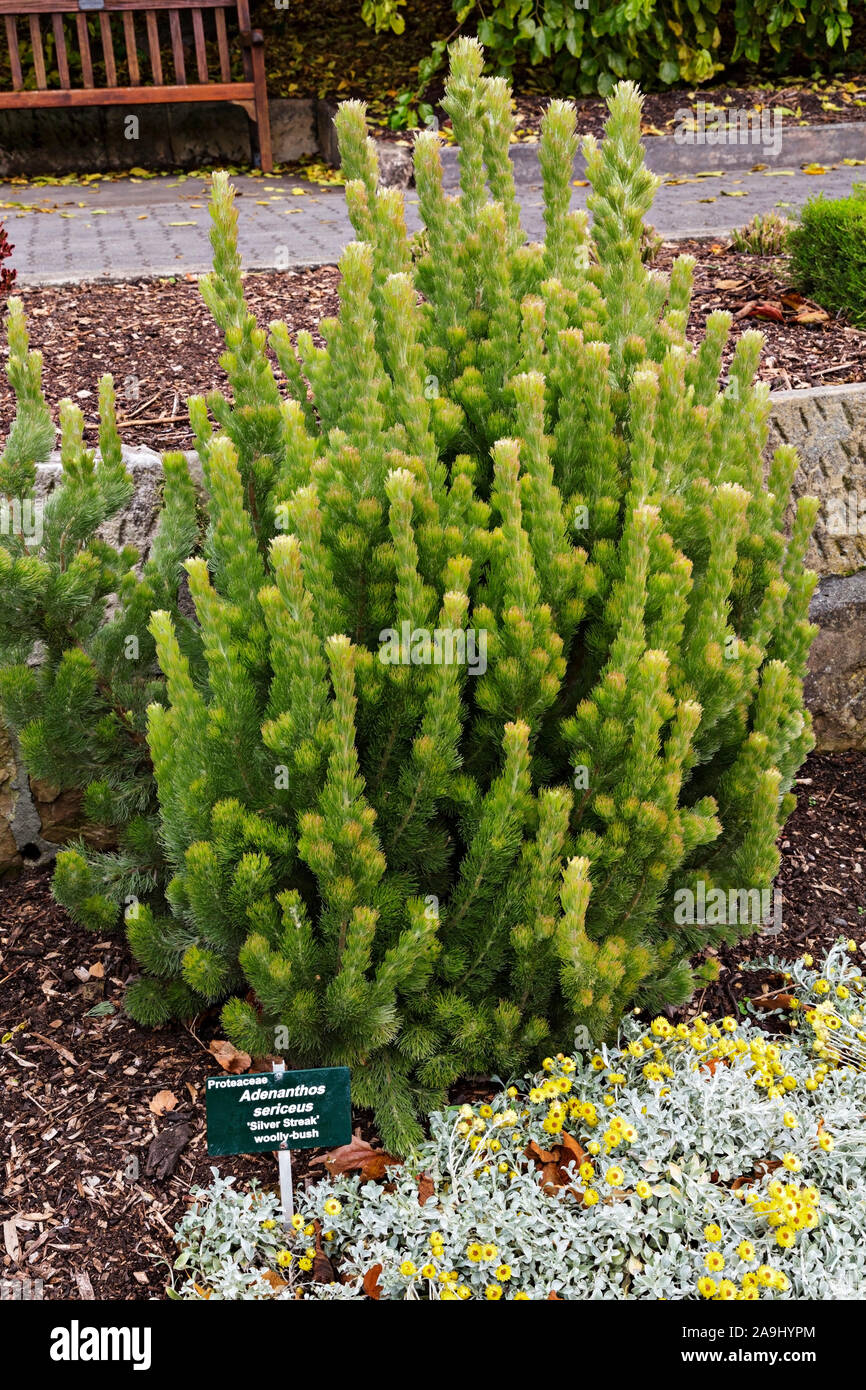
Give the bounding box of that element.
[52,40,816,1154]
[789,185,866,329]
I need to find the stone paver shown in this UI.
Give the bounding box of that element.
[3,142,865,283]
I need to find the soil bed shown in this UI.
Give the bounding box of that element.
[5,245,864,455]
[1,749,864,1299]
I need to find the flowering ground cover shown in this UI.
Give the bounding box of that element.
[171,940,866,1301]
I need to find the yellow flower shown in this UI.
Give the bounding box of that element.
[467,1242,483,1262]
[276,1251,293,1268]
[323,1197,342,1217]
[781,1153,801,1172]
[261,1219,277,1231]
[291,1214,303,1232]
[704,1223,722,1243]
[775,1227,796,1249]
[400,1260,417,1277]
[298,1257,312,1272]
[579,1162,595,1182]
[304,1223,315,1237]
[698,1277,717,1299]
[482,1243,498,1262]
[818,1133,834,1152]
[495,1264,512,1281]
[757,1265,775,1287]
[705,1251,725,1273]
[736,1241,755,1262]
[591,1055,605,1070]
[635,1181,652,1200]
[583,1189,600,1206]
[479,1104,493,1119]
[421,1263,437,1279]
[802,954,813,967]
[782,1111,798,1129]
[513,1290,530,1300]
[457,1285,471,1300]
[542,1057,554,1071]
[718,1280,737,1301]
[605,1167,624,1187]
[485,1284,503,1300]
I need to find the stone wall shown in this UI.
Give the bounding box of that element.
[2,382,865,872]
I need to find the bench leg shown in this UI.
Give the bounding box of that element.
[250,43,273,173]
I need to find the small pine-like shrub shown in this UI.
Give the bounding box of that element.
[0,300,198,913]
[730,212,792,257]
[58,41,817,1151]
[788,185,866,328]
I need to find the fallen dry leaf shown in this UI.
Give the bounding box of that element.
[208,1040,252,1074]
[735,300,785,323]
[793,306,831,325]
[149,1089,178,1116]
[417,1173,436,1206]
[260,1269,288,1292]
[310,1130,401,1181]
[363,1263,384,1300]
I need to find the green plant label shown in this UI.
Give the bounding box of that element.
[205,1067,352,1156]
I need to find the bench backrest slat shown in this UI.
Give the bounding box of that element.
[213,5,230,82]
[191,6,208,84]
[28,13,46,88]
[121,8,139,84]
[98,10,117,86]
[75,10,93,86]
[52,11,70,88]
[143,9,161,85]
[167,6,184,84]
[4,15,21,89]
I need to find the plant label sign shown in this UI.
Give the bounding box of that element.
[205,1065,351,1157]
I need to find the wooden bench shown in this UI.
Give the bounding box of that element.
[0,0,273,172]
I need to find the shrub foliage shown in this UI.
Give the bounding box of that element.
[4,41,817,1151]
[789,184,866,329]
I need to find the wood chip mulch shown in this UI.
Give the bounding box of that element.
[653,240,866,392]
[1,748,864,1300]
[4,244,864,457]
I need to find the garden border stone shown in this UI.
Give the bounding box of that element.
[2,382,865,871]
[314,110,866,188]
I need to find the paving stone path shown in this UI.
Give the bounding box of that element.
[4,142,865,283]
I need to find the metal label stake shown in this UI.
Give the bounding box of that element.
[272,1059,294,1228]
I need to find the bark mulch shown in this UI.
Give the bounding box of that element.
[0,864,373,1301]
[1,748,864,1300]
[683,750,866,1025]
[4,244,864,456]
[653,240,866,392]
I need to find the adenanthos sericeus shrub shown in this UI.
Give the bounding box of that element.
[75,40,817,1153]
[0,299,199,910]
